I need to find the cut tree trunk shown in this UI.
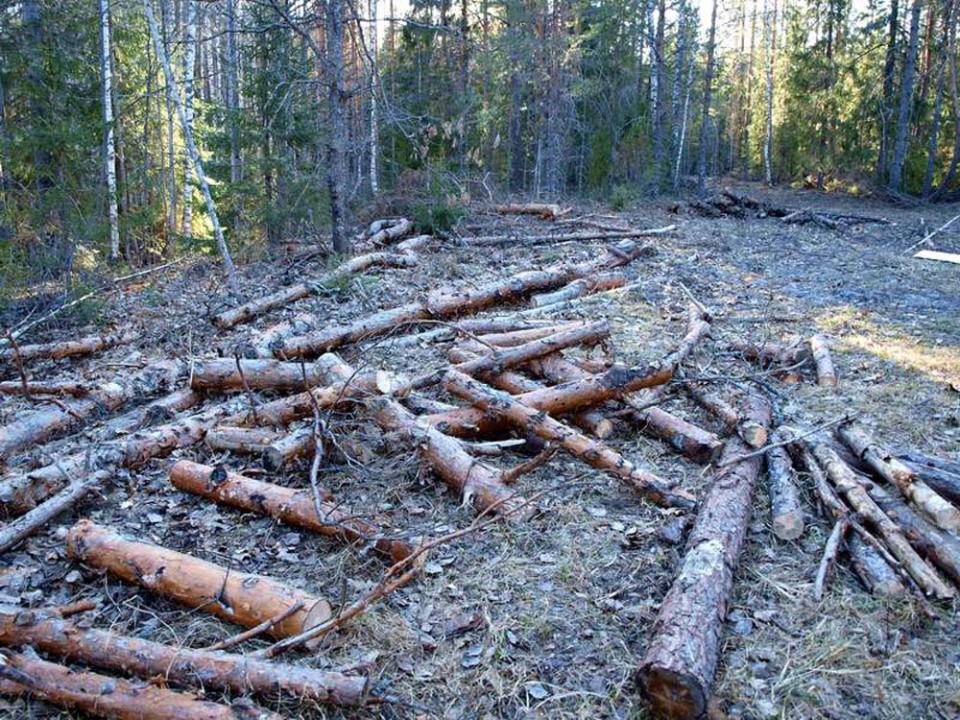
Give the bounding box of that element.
[385,317,558,350]
[191,358,334,392]
[896,453,960,505]
[169,461,413,562]
[0,381,91,397]
[808,334,838,387]
[461,228,675,247]
[274,240,655,359]
[529,274,626,307]
[491,202,571,220]
[211,242,425,329]
[632,406,723,465]
[0,359,186,459]
[0,649,280,720]
[0,604,368,706]
[0,329,137,363]
[806,440,954,599]
[366,217,413,245]
[263,427,315,471]
[637,392,772,720]
[729,337,810,367]
[444,370,695,509]
[765,432,806,540]
[684,382,768,448]
[239,313,318,359]
[838,422,960,532]
[66,520,333,641]
[205,426,283,454]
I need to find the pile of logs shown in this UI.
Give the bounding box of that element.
[690,190,889,229]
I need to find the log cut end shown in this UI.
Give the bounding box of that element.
[772,510,806,541]
[739,421,769,449]
[638,665,707,720]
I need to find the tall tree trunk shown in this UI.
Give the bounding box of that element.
[181,0,197,237]
[0,74,10,213]
[889,0,923,193]
[327,0,350,254]
[161,0,177,245]
[763,0,777,185]
[877,0,900,182]
[933,0,959,194]
[100,0,121,261]
[922,32,946,197]
[651,0,666,187]
[741,0,758,177]
[674,18,696,189]
[226,0,241,184]
[368,0,380,195]
[143,0,237,286]
[696,0,720,196]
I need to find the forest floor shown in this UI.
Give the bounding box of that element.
[1,181,958,720]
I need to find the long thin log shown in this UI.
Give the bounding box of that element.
[632,406,723,464]
[896,456,960,505]
[66,520,333,641]
[0,329,137,363]
[0,359,187,459]
[461,226,676,247]
[192,358,343,392]
[729,337,810,367]
[491,202,571,220]
[212,244,424,329]
[0,649,280,720]
[0,380,91,397]
[808,334,838,386]
[837,422,960,532]
[529,273,626,307]
[238,313,318,359]
[263,427,316,471]
[205,426,282,453]
[0,605,367,705]
[444,370,694,509]
[813,519,847,600]
[684,381,768,448]
[376,317,558,350]
[170,460,413,562]
[274,240,654,358]
[806,440,954,599]
[765,433,806,540]
[637,393,772,719]
[366,217,413,244]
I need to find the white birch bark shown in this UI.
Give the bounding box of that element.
[100,0,120,261]
[181,0,197,236]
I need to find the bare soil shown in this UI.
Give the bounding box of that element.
[1,182,958,720]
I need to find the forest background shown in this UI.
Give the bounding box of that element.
[0,0,957,298]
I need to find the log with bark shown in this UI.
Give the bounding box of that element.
[637,392,772,719]
[211,239,427,329]
[444,370,695,509]
[0,649,281,720]
[0,604,368,706]
[0,380,91,397]
[460,227,675,247]
[238,312,318,359]
[273,240,655,358]
[384,317,558,350]
[895,452,960,505]
[764,432,806,540]
[837,421,960,532]
[263,427,316,471]
[684,381,768,448]
[491,202,572,220]
[808,334,838,387]
[729,337,810,368]
[205,426,283,454]
[529,273,626,307]
[66,520,334,642]
[365,217,413,245]
[0,359,187,459]
[170,461,413,562]
[190,358,336,393]
[0,329,138,364]
[805,440,954,599]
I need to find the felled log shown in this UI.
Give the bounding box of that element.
[66,520,333,641]
[633,406,723,465]
[492,202,571,220]
[460,227,674,247]
[444,370,694,509]
[170,461,413,562]
[862,478,960,587]
[0,329,137,363]
[529,273,626,307]
[212,241,426,329]
[238,313,318,359]
[729,338,810,368]
[366,217,413,244]
[460,321,586,348]
[191,358,332,393]
[814,519,847,601]
[684,382,768,448]
[263,427,316,471]
[0,649,280,720]
[837,422,960,532]
[895,453,960,505]
[765,433,805,540]
[205,426,283,454]
[0,380,91,397]
[0,604,368,706]
[379,317,558,350]
[784,430,905,597]
[808,334,838,386]
[0,359,187,459]
[637,393,771,719]
[806,440,954,599]
[274,240,654,358]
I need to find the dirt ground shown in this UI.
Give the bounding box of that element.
[0,182,958,720]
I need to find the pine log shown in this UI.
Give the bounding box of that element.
[66,520,333,642]
[0,381,91,397]
[367,217,413,244]
[239,313,318,359]
[0,605,368,706]
[837,422,960,532]
[529,273,626,307]
[632,406,723,465]
[461,228,674,247]
[212,246,423,329]
[492,202,571,220]
[462,321,585,348]
[0,329,137,363]
[808,334,838,386]
[205,426,283,454]
[0,359,187,459]
[0,649,280,720]
[896,456,960,505]
[263,427,316,471]
[806,440,954,599]
[380,317,558,350]
[729,338,810,368]
[813,519,847,600]
[444,370,694,509]
[861,478,960,587]
[684,382,768,448]
[785,432,905,597]
[765,433,806,540]
[274,240,654,358]
[169,461,413,562]
[637,393,772,719]
[896,450,960,477]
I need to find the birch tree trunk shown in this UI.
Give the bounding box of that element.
[368,0,379,195]
[181,0,197,236]
[100,0,120,261]
[143,0,237,285]
[327,0,350,254]
[696,0,720,196]
[889,0,923,193]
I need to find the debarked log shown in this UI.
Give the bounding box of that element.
[529,273,626,307]
[205,426,283,454]
[65,520,333,642]
[765,431,806,540]
[637,392,772,720]
[808,334,838,387]
[444,370,694,509]
[0,604,368,706]
[169,460,413,562]
[0,649,281,720]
